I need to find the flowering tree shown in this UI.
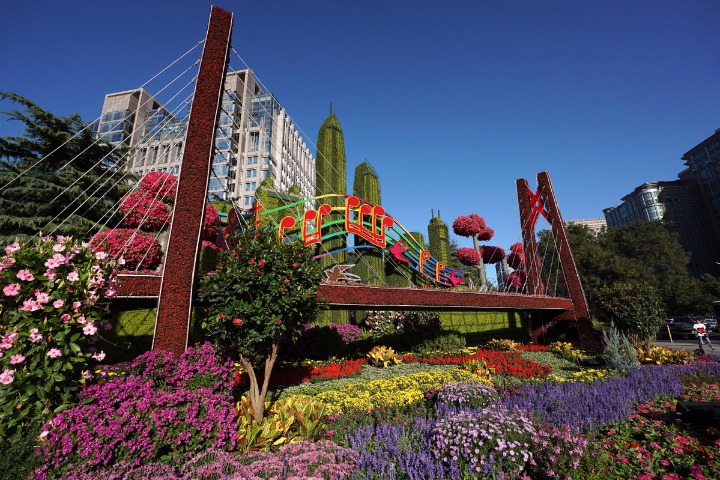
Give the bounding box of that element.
[0,236,117,440]
[199,228,324,422]
[452,214,497,291]
[91,172,220,271]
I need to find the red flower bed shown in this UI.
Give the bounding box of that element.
[515,344,549,352]
[402,348,551,380]
[233,358,366,388]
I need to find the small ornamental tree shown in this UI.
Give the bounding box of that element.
[507,242,525,270]
[452,214,496,290]
[597,282,665,357]
[199,228,324,422]
[0,235,117,440]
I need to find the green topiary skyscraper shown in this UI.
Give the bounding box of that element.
[428,210,451,265]
[315,111,347,267]
[315,109,348,325]
[352,161,384,285]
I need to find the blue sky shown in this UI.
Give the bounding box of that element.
[1,0,718,256]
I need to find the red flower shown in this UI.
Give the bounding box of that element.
[218,313,225,320]
[233,317,243,326]
[480,245,505,264]
[258,260,265,266]
[249,259,256,265]
[292,262,299,267]
[277,320,282,325]
[454,247,481,266]
[284,278,289,283]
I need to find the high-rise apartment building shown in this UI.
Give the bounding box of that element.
[603,182,664,227]
[602,129,720,278]
[96,70,315,209]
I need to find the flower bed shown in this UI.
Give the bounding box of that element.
[233,358,365,389]
[307,369,481,414]
[402,348,552,380]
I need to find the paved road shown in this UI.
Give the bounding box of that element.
[653,338,717,353]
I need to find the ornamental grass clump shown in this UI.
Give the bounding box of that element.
[0,236,117,440]
[431,406,535,478]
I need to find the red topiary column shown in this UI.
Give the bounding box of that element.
[153,6,233,354]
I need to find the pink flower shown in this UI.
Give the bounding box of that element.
[76,316,87,325]
[91,351,106,361]
[35,291,51,304]
[66,271,79,282]
[95,251,108,261]
[45,269,57,279]
[72,301,82,310]
[56,236,66,243]
[21,299,42,312]
[16,269,35,281]
[52,243,65,252]
[29,328,43,343]
[52,299,64,308]
[3,283,20,296]
[38,430,49,440]
[46,349,62,359]
[0,369,15,384]
[83,324,97,335]
[104,288,116,298]
[44,257,61,269]
[60,313,71,323]
[5,242,20,254]
[9,354,25,364]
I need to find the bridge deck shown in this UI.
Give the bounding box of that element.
[115,274,574,312]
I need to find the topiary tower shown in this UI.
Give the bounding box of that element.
[428,210,451,265]
[314,111,347,267]
[352,160,384,285]
[315,108,348,325]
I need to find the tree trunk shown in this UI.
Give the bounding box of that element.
[239,342,280,424]
[471,234,488,291]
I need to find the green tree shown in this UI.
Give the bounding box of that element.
[597,282,665,356]
[540,222,713,318]
[0,92,131,245]
[199,228,324,422]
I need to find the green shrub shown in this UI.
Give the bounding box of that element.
[413,333,466,355]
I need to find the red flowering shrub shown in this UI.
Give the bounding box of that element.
[139,172,178,201]
[120,190,171,231]
[90,229,163,271]
[506,270,526,292]
[452,216,482,237]
[480,246,505,264]
[506,251,524,270]
[454,247,481,266]
[477,226,494,241]
[510,242,524,253]
[202,204,220,240]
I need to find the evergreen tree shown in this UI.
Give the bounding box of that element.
[0,92,131,245]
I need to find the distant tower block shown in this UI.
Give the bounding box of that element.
[352,161,384,285]
[315,111,347,268]
[428,210,451,264]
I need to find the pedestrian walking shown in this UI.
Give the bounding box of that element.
[693,318,715,352]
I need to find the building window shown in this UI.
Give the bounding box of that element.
[244,196,252,206]
[249,132,259,151]
[245,182,256,191]
[247,169,257,177]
